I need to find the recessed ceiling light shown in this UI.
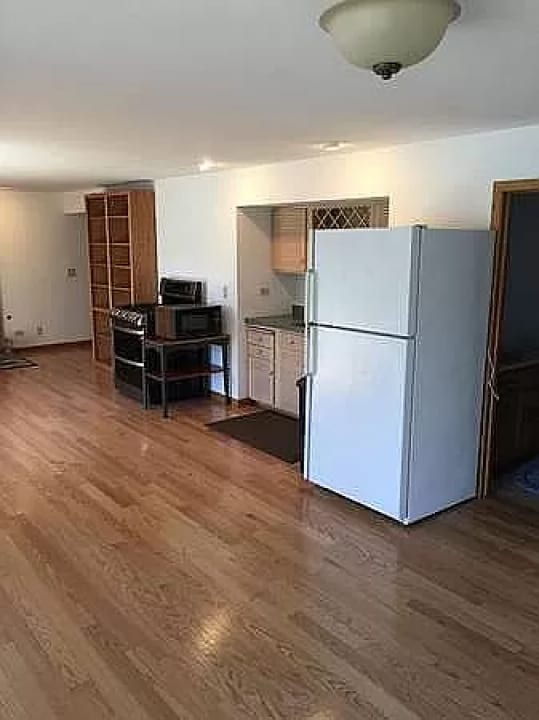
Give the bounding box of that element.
[198,158,218,172]
[319,141,352,153]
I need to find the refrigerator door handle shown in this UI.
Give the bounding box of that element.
[303,326,317,480]
[307,324,317,377]
[306,268,316,326]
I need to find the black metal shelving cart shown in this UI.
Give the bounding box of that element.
[144,334,231,418]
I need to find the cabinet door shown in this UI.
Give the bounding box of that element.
[275,355,300,415]
[248,356,274,406]
[272,207,307,273]
[275,333,304,416]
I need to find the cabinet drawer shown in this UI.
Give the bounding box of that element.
[247,329,274,350]
[248,344,274,363]
[277,332,305,366]
[279,331,304,351]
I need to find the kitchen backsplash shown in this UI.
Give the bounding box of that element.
[278,273,305,307]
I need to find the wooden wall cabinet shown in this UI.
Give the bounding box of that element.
[86,190,157,365]
[271,207,308,274]
[270,199,390,275]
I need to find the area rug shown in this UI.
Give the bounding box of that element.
[208,411,300,464]
[499,456,539,497]
[0,354,38,371]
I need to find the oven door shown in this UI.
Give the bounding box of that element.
[113,326,144,364]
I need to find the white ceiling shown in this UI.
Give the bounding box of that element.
[1,0,539,189]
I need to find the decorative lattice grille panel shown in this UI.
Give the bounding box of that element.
[312,204,372,230]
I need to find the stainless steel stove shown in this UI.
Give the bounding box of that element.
[110,279,205,402]
[111,304,156,331]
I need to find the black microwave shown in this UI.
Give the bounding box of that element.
[155,304,222,340]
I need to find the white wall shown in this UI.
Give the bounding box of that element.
[237,208,300,321]
[236,207,303,397]
[63,188,104,214]
[0,191,91,347]
[156,124,539,399]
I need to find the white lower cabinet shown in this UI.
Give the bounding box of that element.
[248,355,275,406]
[275,355,300,415]
[247,327,304,416]
[247,329,275,407]
[275,334,304,416]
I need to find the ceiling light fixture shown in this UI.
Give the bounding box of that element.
[198,158,217,172]
[319,141,351,153]
[319,0,461,80]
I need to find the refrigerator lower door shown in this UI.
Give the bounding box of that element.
[307,326,414,522]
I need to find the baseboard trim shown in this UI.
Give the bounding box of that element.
[20,340,92,351]
[209,391,247,407]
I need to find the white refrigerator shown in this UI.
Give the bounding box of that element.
[305,226,494,524]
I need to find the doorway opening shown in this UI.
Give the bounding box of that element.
[479,180,539,508]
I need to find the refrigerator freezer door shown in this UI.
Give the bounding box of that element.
[312,227,421,337]
[307,326,414,521]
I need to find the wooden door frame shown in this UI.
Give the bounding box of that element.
[477,178,539,497]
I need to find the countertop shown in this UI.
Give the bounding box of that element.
[245,315,305,334]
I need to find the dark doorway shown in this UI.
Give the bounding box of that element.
[484,188,539,505]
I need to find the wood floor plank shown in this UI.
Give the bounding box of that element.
[1,345,539,718]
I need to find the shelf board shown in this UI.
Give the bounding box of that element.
[110,242,130,247]
[146,365,223,383]
[92,307,110,314]
[112,265,131,270]
[113,287,131,293]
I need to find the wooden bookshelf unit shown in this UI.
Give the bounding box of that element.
[86,190,157,365]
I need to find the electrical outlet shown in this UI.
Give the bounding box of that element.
[36,325,44,336]
[67,267,77,278]
[259,286,270,297]
[222,284,229,300]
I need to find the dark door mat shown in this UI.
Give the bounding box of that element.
[208,411,300,464]
[0,354,38,370]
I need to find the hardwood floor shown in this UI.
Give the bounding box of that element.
[1,346,539,719]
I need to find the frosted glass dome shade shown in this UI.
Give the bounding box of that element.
[320,0,461,79]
